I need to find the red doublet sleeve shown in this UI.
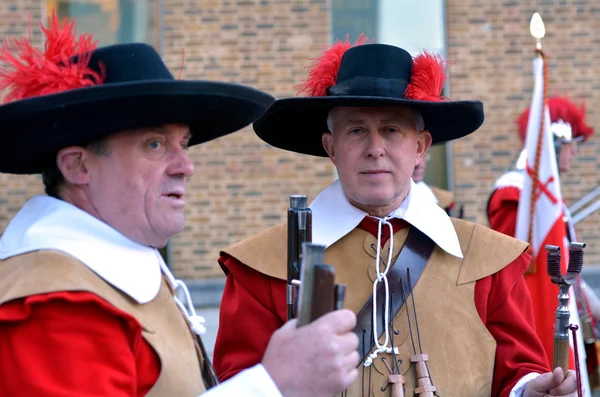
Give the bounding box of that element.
[475,251,550,397]
[0,291,160,397]
[214,254,287,381]
[487,187,520,237]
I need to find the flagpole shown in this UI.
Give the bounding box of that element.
[526,12,548,273]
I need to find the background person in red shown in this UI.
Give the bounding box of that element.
[487,95,599,391]
[213,37,577,396]
[487,96,593,238]
[0,12,360,397]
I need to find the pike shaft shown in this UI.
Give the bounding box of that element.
[553,284,571,376]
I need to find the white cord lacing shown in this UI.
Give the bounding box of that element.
[364,216,399,367]
[158,252,207,335]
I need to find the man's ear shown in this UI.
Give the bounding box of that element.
[416,130,433,163]
[56,146,91,185]
[322,132,336,163]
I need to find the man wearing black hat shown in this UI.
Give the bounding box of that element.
[0,13,360,397]
[214,37,578,396]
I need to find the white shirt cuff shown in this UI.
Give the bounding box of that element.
[200,364,282,397]
[509,372,541,397]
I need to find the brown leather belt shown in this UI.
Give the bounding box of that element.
[353,226,435,361]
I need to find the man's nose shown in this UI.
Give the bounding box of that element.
[366,131,385,158]
[168,148,195,177]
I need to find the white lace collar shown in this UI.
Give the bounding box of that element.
[309,179,463,258]
[0,195,162,303]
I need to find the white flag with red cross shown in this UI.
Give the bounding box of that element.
[515,54,590,396]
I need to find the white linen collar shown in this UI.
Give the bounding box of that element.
[0,195,162,303]
[309,179,463,258]
[413,181,439,204]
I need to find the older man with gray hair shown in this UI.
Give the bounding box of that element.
[214,38,578,396]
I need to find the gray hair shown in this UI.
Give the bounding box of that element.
[42,138,112,199]
[326,107,425,133]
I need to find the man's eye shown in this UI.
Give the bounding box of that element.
[349,128,362,134]
[386,127,399,133]
[149,140,162,149]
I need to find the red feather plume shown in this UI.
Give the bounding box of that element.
[0,10,105,104]
[297,34,371,97]
[404,50,447,102]
[516,96,594,142]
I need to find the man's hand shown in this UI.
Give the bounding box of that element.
[524,367,577,397]
[261,309,360,397]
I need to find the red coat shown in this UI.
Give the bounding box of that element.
[487,184,521,240]
[487,182,578,372]
[0,291,160,396]
[213,218,550,397]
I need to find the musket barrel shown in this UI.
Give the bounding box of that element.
[289,196,344,327]
[290,194,308,209]
[287,195,312,320]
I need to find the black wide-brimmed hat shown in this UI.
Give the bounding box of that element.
[0,14,274,174]
[253,37,484,157]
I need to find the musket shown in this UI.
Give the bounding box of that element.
[296,242,346,327]
[287,195,312,320]
[546,242,585,377]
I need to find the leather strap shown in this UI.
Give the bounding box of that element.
[196,334,220,389]
[353,226,435,360]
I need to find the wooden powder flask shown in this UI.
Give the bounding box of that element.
[380,356,405,397]
[411,354,436,397]
[546,242,586,378]
[388,374,405,397]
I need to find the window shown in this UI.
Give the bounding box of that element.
[47,0,158,47]
[331,0,379,45]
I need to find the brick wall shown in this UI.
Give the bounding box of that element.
[0,0,335,279]
[160,0,335,278]
[446,0,600,265]
[0,1,46,229]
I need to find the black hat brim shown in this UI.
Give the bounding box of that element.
[253,96,484,157]
[0,80,274,174]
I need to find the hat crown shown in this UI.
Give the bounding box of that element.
[336,44,413,82]
[328,44,414,98]
[80,43,174,84]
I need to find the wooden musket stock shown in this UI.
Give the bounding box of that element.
[297,242,346,327]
